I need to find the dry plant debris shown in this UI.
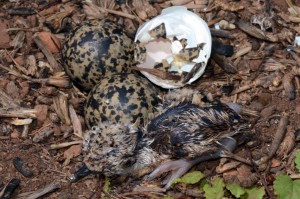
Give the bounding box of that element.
[0,0,300,198]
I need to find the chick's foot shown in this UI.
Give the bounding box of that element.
[147,137,237,189]
[147,159,195,189]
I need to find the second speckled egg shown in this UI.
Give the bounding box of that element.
[84,73,159,129]
[62,19,133,91]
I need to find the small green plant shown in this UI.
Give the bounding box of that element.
[273,151,300,199]
[172,172,265,199]
[172,171,205,186]
[274,175,300,199]
[295,151,300,171]
[103,177,111,193]
[203,178,225,199]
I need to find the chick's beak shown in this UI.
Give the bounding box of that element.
[70,164,93,183]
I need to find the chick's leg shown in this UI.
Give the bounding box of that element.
[147,137,237,189]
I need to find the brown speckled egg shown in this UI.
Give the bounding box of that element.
[62,19,133,91]
[84,73,159,129]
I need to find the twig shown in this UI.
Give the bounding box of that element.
[0,64,69,88]
[221,151,253,166]
[210,29,234,39]
[121,191,165,199]
[232,73,277,94]
[50,140,82,149]
[248,153,275,199]
[16,181,60,199]
[237,20,278,42]
[267,112,289,161]
[212,54,237,74]
[7,27,41,32]
[0,64,30,80]
[105,8,136,19]
[0,108,37,118]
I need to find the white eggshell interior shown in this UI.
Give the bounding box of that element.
[134,6,212,89]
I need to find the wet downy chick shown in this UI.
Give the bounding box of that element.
[72,89,249,188]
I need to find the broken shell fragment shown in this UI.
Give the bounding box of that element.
[134,6,212,89]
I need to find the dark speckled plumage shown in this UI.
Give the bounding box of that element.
[75,89,250,188]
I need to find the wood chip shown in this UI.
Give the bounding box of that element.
[237,20,279,42]
[69,104,83,138]
[0,22,11,48]
[53,94,71,125]
[16,181,61,199]
[38,32,61,53]
[33,33,62,72]
[0,108,37,118]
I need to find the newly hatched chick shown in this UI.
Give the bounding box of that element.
[72,89,250,189]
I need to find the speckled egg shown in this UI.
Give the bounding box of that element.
[84,73,159,129]
[62,19,133,91]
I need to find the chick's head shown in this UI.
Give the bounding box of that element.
[83,123,140,176]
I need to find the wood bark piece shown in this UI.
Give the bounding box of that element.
[32,126,54,142]
[283,71,296,100]
[50,140,82,149]
[210,29,234,39]
[7,7,36,15]
[0,89,19,108]
[29,75,71,88]
[33,34,62,72]
[237,20,279,42]
[268,113,289,159]
[212,54,237,74]
[16,181,61,199]
[277,126,295,158]
[0,22,11,48]
[169,0,193,5]
[53,94,71,125]
[232,73,277,94]
[0,108,37,118]
[10,118,33,125]
[69,104,83,138]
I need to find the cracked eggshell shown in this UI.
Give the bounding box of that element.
[134,6,212,89]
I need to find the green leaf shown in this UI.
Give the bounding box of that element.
[199,178,208,189]
[163,196,173,199]
[226,183,246,198]
[245,187,265,199]
[274,175,300,199]
[181,171,205,184]
[172,171,204,186]
[295,151,300,172]
[103,177,111,193]
[203,178,225,199]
